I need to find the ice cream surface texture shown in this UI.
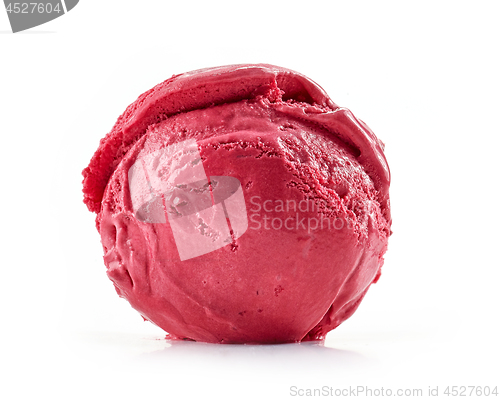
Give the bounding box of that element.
[82,64,391,344]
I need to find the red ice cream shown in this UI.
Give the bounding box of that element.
[82,64,391,343]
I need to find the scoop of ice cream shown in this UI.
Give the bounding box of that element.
[82,64,391,343]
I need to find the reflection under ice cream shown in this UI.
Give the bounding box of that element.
[82,64,391,343]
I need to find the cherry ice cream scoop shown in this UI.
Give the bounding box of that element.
[82,64,391,343]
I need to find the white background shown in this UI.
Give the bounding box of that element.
[1,1,499,399]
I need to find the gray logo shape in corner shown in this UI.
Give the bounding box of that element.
[4,0,79,33]
[64,0,78,11]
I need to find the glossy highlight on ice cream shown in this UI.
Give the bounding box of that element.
[82,64,391,343]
